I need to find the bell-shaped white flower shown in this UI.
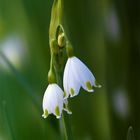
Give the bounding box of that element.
[63,56,101,98]
[42,83,64,119]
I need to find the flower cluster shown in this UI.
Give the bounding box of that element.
[42,0,101,119]
[41,0,101,118]
[42,44,101,118]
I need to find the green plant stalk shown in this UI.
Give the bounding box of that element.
[62,113,73,140]
[49,0,63,41]
[55,70,73,140]
[62,113,68,140]
[49,42,73,140]
[49,0,73,139]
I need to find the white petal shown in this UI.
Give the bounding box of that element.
[68,59,81,97]
[54,84,63,113]
[71,57,95,92]
[63,58,71,98]
[63,58,80,98]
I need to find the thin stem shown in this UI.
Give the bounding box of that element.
[58,0,62,24]
[62,113,73,140]
[62,113,68,140]
[50,49,54,71]
[49,0,73,139]
[55,70,73,140]
[49,0,63,40]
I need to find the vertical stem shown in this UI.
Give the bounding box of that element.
[62,113,73,140]
[56,70,73,140]
[49,0,73,139]
[61,113,68,140]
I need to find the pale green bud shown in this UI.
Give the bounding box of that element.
[48,70,56,84]
[58,33,66,47]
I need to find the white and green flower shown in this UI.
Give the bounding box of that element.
[42,83,64,119]
[63,56,101,98]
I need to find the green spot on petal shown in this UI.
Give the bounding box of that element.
[64,91,67,98]
[55,106,60,117]
[95,80,102,88]
[86,81,93,91]
[42,109,48,118]
[70,88,74,96]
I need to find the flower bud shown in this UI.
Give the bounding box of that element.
[58,33,66,47]
[48,70,56,84]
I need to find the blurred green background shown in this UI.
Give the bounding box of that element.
[0,0,140,140]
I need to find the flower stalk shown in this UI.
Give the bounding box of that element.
[47,0,73,139]
[42,0,101,140]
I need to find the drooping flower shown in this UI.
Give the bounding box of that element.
[63,56,101,98]
[42,83,64,119]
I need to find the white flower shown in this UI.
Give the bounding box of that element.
[63,56,101,98]
[42,83,64,119]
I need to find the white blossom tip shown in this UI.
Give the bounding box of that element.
[85,81,94,92]
[97,85,102,88]
[95,80,102,88]
[42,114,47,119]
[63,99,72,115]
[42,109,49,119]
[64,109,72,115]
[87,89,94,92]
[56,116,61,119]
[67,110,72,115]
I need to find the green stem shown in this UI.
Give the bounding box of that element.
[49,0,73,139]
[62,113,73,140]
[56,70,73,140]
[59,113,68,140]
[62,113,68,140]
[49,0,63,40]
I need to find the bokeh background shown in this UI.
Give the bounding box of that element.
[0,0,140,140]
